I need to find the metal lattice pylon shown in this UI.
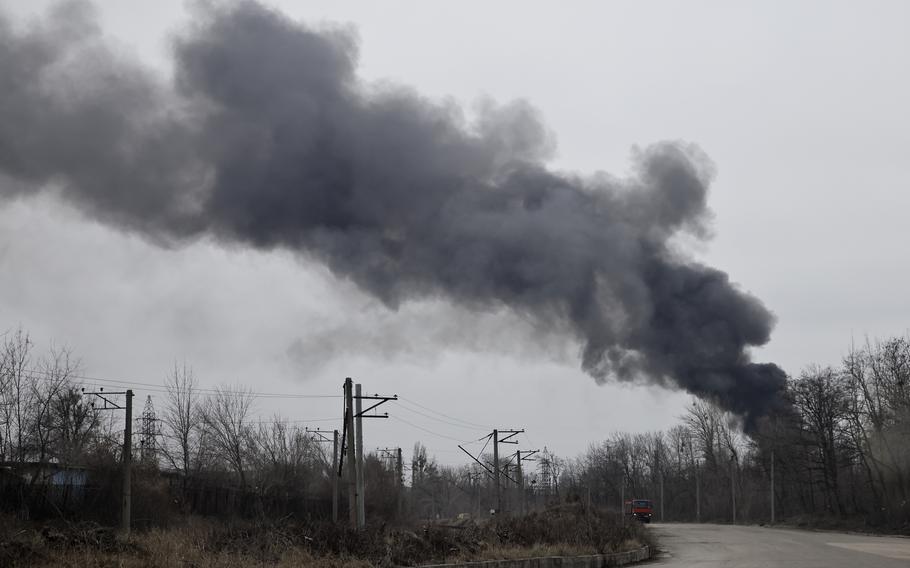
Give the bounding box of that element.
[537,447,554,497]
[139,395,159,464]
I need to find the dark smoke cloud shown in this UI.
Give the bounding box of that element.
[286,300,578,372]
[0,1,787,428]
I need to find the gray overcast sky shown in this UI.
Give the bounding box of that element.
[2,0,909,465]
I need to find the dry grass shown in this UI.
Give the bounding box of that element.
[126,522,370,568]
[0,516,374,568]
[0,503,652,567]
[480,503,651,557]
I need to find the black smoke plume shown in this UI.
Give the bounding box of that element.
[0,1,787,428]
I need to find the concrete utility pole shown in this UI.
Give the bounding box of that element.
[696,459,701,523]
[656,448,664,522]
[515,449,538,515]
[770,449,775,524]
[378,447,403,517]
[516,453,522,513]
[344,378,358,527]
[122,390,133,539]
[355,383,365,528]
[731,461,737,524]
[457,429,522,515]
[306,427,339,523]
[342,379,396,529]
[493,430,499,514]
[620,476,625,525]
[333,429,339,523]
[680,438,700,524]
[491,428,523,514]
[396,447,404,517]
[82,387,133,539]
[660,472,665,522]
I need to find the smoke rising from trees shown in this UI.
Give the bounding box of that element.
[0,1,786,428]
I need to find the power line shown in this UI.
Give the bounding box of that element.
[397,396,491,429]
[419,448,465,455]
[395,400,488,432]
[24,367,341,399]
[28,370,343,427]
[21,368,529,469]
[247,417,338,425]
[390,415,477,443]
[478,432,493,457]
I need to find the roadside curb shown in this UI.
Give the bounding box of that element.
[767,523,910,539]
[413,545,651,567]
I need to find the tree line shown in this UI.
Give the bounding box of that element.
[2,326,908,528]
[0,328,336,519]
[376,337,910,528]
[556,337,910,528]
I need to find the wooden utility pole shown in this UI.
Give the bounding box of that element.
[344,378,358,527]
[355,383,365,528]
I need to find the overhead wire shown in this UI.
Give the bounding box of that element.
[24,367,342,399]
[390,415,477,444]
[478,432,493,457]
[396,395,491,429]
[248,417,339,425]
[20,368,522,459]
[395,400,489,432]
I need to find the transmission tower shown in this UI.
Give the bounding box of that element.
[138,395,159,465]
[537,446,555,498]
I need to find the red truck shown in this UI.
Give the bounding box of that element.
[625,499,653,523]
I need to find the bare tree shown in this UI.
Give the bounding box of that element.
[844,338,910,509]
[0,328,35,462]
[684,400,721,472]
[252,416,322,496]
[30,345,78,463]
[50,384,98,465]
[203,384,255,488]
[161,363,207,485]
[790,365,850,514]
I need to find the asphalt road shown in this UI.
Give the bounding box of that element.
[648,523,910,567]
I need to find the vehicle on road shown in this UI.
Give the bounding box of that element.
[625,498,653,523]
